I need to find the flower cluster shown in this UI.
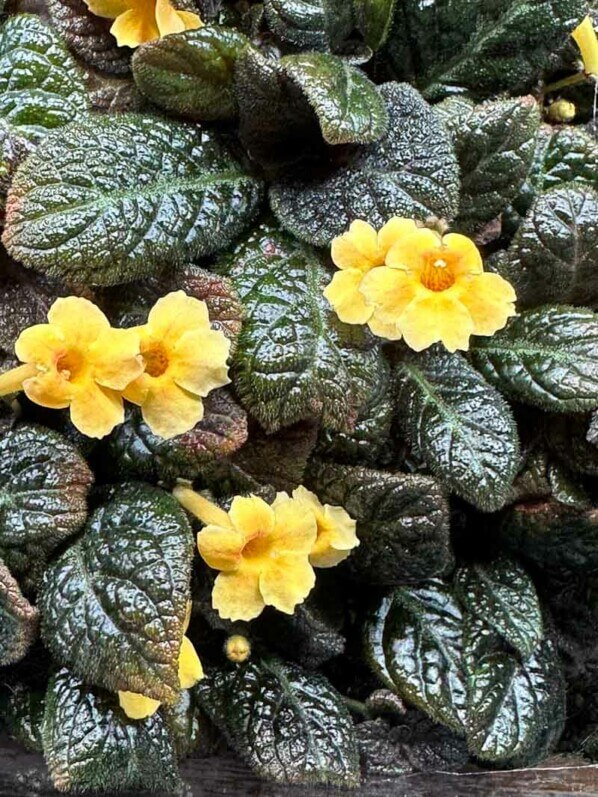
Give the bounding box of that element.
[84,0,202,49]
[174,485,359,622]
[324,218,517,352]
[0,291,230,440]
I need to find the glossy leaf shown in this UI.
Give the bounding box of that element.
[39,484,193,702]
[0,120,32,210]
[43,668,180,793]
[263,0,353,51]
[281,52,388,145]
[395,350,519,512]
[270,82,459,246]
[0,682,45,753]
[3,114,263,286]
[0,557,38,665]
[545,414,598,478]
[470,306,598,413]
[217,221,381,433]
[196,658,360,786]
[353,0,396,50]
[133,27,251,121]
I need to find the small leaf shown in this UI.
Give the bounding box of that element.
[39,484,193,702]
[264,0,353,52]
[0,557,38,665]
[281,52,388,145]
[353,0,396,51]
[3,114,263,286]
[217,220,381,433]
[42,668,180,794]
[524,126,598,204]
[307,460,452,585]
[470,306,598,413]
[196,658,360,786]
[455,558,543,659]
[133,27,251,121]
[395,349,520,512]
[545,413,598,478]
[270,82,459,246]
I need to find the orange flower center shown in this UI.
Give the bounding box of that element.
[142,341,169,378]
[243,532,272,560]
[56,349,85,381]
[420,251,457,292]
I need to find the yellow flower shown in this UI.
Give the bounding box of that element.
[192,492,317,622]
[288,486,359,568]
[119,603,203,720]
[124,291,231,440]
[225,634,251,663]
[84,0,203,49]
[5,297,143,438]
[572,16,598,77]
[323,218,419,327]
[360,225,517,352]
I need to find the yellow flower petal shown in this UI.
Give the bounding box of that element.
[140,380,204,439]
[441,233,483,276]
[291,487,359,568]
[118,691,161,720]
[323,269,373,325]
[176,9,203,29]
[69,383,124,438]
[367,314,402,340]
[399,293,475,352]
[385,228,442,272]
[90,327,143,391]
[84,0,131,20]
[22,371,72,409]
[15,324,65,368]
[360,265,422,340]
[155,0,187,35]
[377,217,419,254]
[573,16,598,77]
[259,554,315,614]
[178,636,203,689]
[147,291,210,342]
[197,524,245,571]
[271,495,317,554]
[212,568,265,621]
[331,220,382,271]
[456,272,517,336]
[229,495,275,540]
[172,327,230,397]
[47,297,110,350]
[110,6,159,46]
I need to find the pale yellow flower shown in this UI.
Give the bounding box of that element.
[573,16,598,77]
[84,0,203,49]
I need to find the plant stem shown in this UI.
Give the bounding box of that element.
[543,72,588,94]
[0,363,37,396]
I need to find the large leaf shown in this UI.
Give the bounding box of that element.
[395,350,519,512]
[217,221,381,433]
[470,307,598,413]
[39,484,193,702]
[3,114,263,286]
[0,14,88,143]
[0,120,32,210]
[196,658,360,786]
[504,185,598,308]
[0,425,92,577]
[281,52,388,145]
[353,0,396,51]
[455,558,542,659]
[43,668,180,794]
[0,557,38,665]
[264,0,353,51]
[307,461,452,585]
[132,27,251,121]
[270,82,459,246]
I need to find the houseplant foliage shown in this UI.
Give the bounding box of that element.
[0,0,596,792]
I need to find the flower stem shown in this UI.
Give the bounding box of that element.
[543,72,588,94]
[0,363,37,396]
[173,484,231,527]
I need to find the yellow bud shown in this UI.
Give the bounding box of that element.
[225,635,251,663]
[546,99,576,123]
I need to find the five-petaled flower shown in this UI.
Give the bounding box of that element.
[124,291,231,440]
[119,603,203,720]
[84,0,202,49]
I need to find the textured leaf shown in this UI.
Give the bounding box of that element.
[0,120,33,211]
[3,114,263,286]
[353,0,396,50]
[470,306,598,413]
[106,393,248,484]
[86,72,143,114]
[440,97,540,232]
[0,557,38,665]
[161,690,203,759]
[455,558,543,659]
[0,269,61,351]
[0,14,88,142]
[545,413,598,478]
[307,460,452,585]
[0,425,92,576]
[196,658,360,786]
[395,350,520,512]
[47,0,130,74]
[43,668,180,794]
[281,52,388,145]
[0,682,45,753]
[504,185,598,308]
[217,221,381,433]
[39,484,193,702]
[132,27,251,121]
[264,0,353,51]
[270,82,459,246]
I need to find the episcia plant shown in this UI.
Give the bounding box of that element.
[0,0,596,792]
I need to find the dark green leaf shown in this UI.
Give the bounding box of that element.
[270,82,459,246]
[0,557,38,665]
[3,114,263,286]
[504,185,598,308]
[353,0,396,51]
[525,126,598,203]
[0,14,88,142]
[395,350,519,512]
[264,0,353,51]
[161,690,203,759]
[196,658,360,786]
[281,52,388,145]
[217,221,381,433]
[133,27,251,121]
[39,484,193,702]
[0,682,45,752]
[545,413,598,478]
[307,460,452,585]
[0,120,32,211]
[42,668,180,793]
[470,306,598,413]
[455,558,543,659]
